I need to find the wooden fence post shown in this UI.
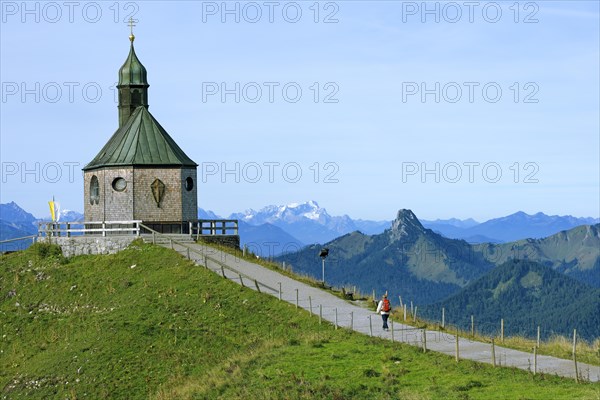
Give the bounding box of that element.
[309,296,313,316]
[238,274,244,287]
[403,304,407,321]
[335,308,338,329]
[186,248,190,260]
[350,311,353,330]
[537,326,540,348]
[533,346,537,375]
[455,330,459,362]
[442,307,445,329]
[254,279,261,293]
[399,296,403,308]
[471,315,475,337]
[422,329,427,353]
[491,338,496,367]
[295,289,299,309]
[278,283,282,301]
[414,306,418,322]
[573,329,579,383]
[410,301,414,316]
[369,315,373,337]
[220,265,225,278]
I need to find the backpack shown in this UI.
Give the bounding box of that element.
[382,299,391,312]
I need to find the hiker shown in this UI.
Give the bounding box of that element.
[376,294,391,331]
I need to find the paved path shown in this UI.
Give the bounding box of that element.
[166,241,600,382]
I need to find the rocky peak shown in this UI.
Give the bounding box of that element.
[0,202,37,223]
[389,209,425,241]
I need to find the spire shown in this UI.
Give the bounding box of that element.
[117,18,149,127]
[128,16,136,43]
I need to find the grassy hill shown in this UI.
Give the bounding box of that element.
[420,260,600,341]
[1,242,598,399]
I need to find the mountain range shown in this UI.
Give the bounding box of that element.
[0,202,84,252]
[276,209,600,340]
[229,201,389,244]
[226,201,598,244]
[424,212,599,243]
[212,201,598,253]
[278,209,600,294]
[1,200,598,257]
[277,209,496,305]
[0,202,39,251]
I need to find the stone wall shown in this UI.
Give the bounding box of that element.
[47,236,137,257]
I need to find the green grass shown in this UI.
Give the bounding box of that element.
[0,242,598,399]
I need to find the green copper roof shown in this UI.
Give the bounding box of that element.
[118,43,148,86]
[84,106,197,171]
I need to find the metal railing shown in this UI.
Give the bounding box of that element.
[0,235,39,252]
[38,220,142,237]
[0,235,38,244]
[189,219,238,238]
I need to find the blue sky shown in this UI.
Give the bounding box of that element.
[1,1,599,221]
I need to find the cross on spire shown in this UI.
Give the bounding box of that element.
[127,17,138,42]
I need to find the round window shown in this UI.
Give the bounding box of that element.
[112,177,127,192]
[185,177,194,191]
[89,175,100,205]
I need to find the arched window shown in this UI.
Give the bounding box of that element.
[90,175,100,205]
[131,89,141,105]
[185,177,194,191]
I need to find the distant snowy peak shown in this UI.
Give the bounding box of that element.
[38,209,84,222]
[231,201,331,224]
[57,210,84,222]
[227,201,359,243]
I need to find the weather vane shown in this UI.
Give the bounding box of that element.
[127,17,138,42]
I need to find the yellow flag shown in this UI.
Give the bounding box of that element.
[49,201,56,222]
